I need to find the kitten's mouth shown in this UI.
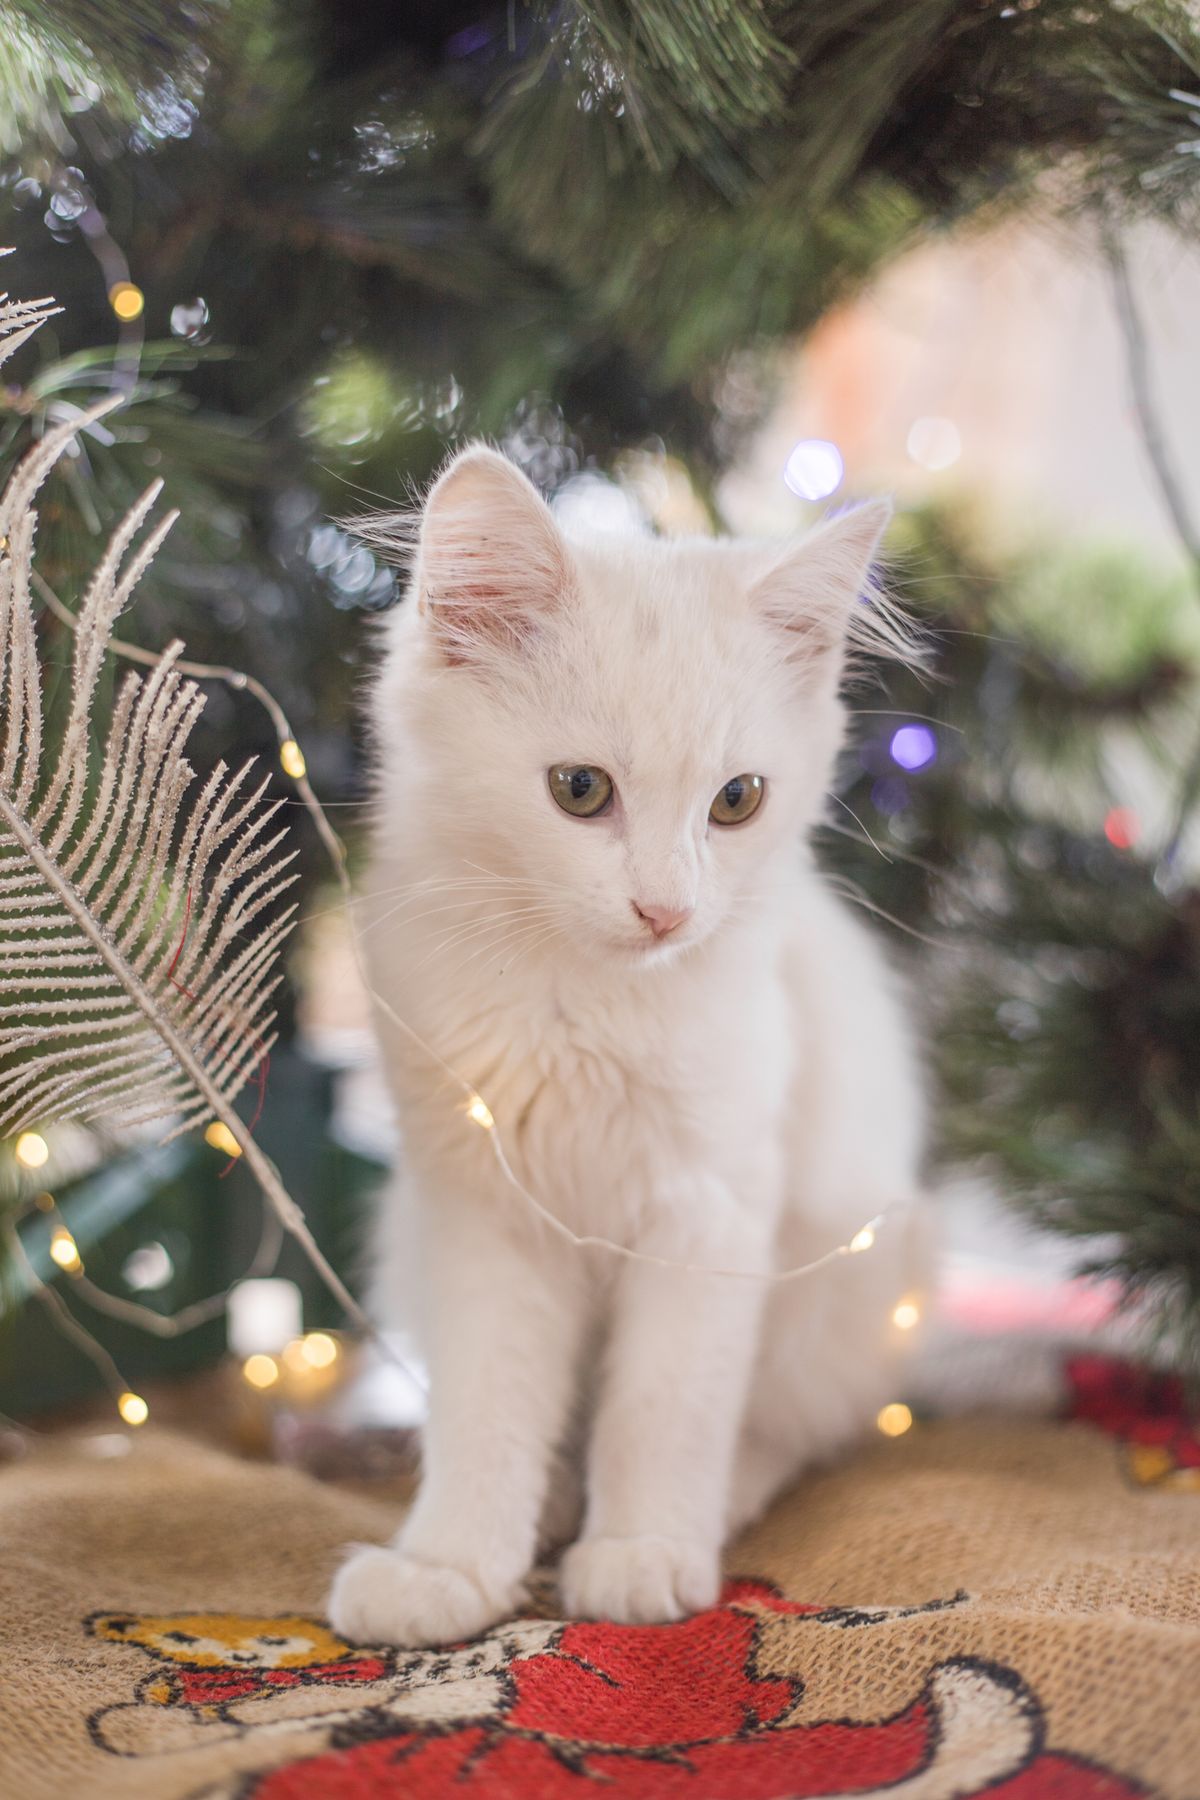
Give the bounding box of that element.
[621,928,695,965]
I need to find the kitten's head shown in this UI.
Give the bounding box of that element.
[371,446,902,968]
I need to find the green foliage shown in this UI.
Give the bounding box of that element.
[485,0,1200,377]
[821,507,1200,1362]
[0,0,223,151]
[4,1,1198,412]
[937,834,1200,1367]
[1005,545,1200,689]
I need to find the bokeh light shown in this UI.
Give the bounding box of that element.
[300,1331,339,1369]
[871,777,910,817]
[890,724,937,771]
[783,439,845,501]
[282,1330,340,1374]
[204,1120,242,1158]
[122,1241,174,1293]
[552,472,645,534]
[49,1227,82,1273]
[14,1131,49,1169]
[170,297,209,341]
[877,1402,914,1437]
[243,1353,280,1390]
[117,1391,149,1426]
[1104,807,1139,851]
[279,739,307,780]
[906,417,961,471]
[108,281,145,321]
[303,349,415,454]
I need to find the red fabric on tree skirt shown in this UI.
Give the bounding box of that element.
[247,1581,1142,1800]
[1066,1355,1200,1483]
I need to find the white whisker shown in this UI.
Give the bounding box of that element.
[825,792,894,864]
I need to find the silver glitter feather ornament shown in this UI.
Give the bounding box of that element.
[0,280,295,1148]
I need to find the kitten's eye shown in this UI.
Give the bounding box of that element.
[549,764,614,818]
[710,773,764,826]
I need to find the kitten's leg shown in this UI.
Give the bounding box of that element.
[560,1184,769,1624]
[330,1203,586,1649]
[727,1193,929,1537]
[725,1429,802,1540]
[535,1441,586,1559]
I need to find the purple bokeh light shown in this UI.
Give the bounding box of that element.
[871,777,910,817]
[889,724,937,772]
[783,439,844,502]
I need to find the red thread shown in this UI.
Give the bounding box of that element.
[165,886,193,984]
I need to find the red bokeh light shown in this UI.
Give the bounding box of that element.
[1104,807,1139,851]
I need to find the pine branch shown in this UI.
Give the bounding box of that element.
[0,0,222,148]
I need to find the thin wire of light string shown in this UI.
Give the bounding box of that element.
[6,1222,131,1404]
[8,214,883,1409]
[40,1189,284,1338]
[159,633,897,1286]
[19,576,897,1409]
[16,579,414,1394]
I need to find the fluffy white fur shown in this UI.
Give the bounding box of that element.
[329,447,928,1648]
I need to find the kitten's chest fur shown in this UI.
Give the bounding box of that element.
[375,905,794,1235]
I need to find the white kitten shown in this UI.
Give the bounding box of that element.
[329,447,928,1649]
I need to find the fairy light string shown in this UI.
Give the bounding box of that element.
[10,570,917,1433]
[42,565,898,1287]
[0,229,910,1427]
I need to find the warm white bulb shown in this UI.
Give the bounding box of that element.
[892,1299,920,1330]
[280,738,307,780]
[849,1226,876,1254]
[109,281,145,322]
[15,1131,49,1169]
[466,1095,494,1130]
[49,1227,81,1273]
[301,1331,339,1369]
[118,1391,149,1426]
[243,1353,280,1390]
[876,1402,913,1437]
[204,1119,242,1158]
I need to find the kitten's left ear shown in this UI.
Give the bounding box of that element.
[750,500,898,672]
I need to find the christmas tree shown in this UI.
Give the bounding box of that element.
[2,0,1200,1400]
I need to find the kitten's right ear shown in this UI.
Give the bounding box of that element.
[415,445,573,663]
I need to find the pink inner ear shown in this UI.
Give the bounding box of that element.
[749,500,896,670]
[417,449,571,662]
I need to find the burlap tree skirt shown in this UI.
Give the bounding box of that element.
[3,1395,1198,1798]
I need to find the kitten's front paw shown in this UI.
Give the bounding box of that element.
[329,1545,514,1648]
[559,1534,719,1624]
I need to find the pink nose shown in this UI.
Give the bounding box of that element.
[633,901,693,938]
